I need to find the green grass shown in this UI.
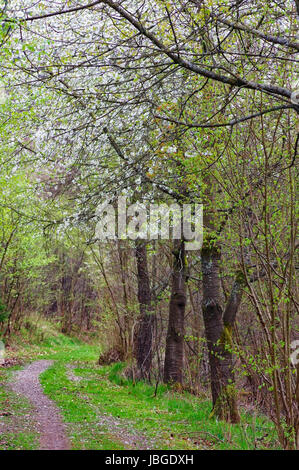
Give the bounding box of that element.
[39,335,100,362]
[0,367,39,450]
[40,360,280,450]
[1,320,100,368]
[1,320,280,450]
[0,319,99,450]
[2,323,100,363]
[0,432,38,450]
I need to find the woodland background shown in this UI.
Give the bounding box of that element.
[0,0,298,450]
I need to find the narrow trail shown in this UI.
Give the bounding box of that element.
[9,360,70,450]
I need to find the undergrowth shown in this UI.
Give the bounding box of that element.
[1,317,281,450]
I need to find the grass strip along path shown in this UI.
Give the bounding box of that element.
[0,334,280,450]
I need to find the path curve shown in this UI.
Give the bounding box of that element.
[10,360,70,450]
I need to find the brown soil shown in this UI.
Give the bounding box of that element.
[9,360,70,450]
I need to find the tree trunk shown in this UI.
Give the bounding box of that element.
[201,242,241,423]
[163,240,186,385]
[135,240,155,380]
[296,363,299,449]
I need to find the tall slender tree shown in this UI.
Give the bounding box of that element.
[164,239,187,385]
[135,240,155,379]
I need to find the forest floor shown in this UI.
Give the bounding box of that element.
[0,320,280,451]
[9,360,70,450]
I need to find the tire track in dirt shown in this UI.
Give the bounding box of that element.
[10,360,70,450]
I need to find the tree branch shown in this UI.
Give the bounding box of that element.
[4,1,102,22]
[154,105,294,129]
[98,1,293,102]
[212,14,299,52]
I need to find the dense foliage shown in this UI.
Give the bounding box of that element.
[0,0,298,450]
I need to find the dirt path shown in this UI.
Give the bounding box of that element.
[9,360,70,450]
